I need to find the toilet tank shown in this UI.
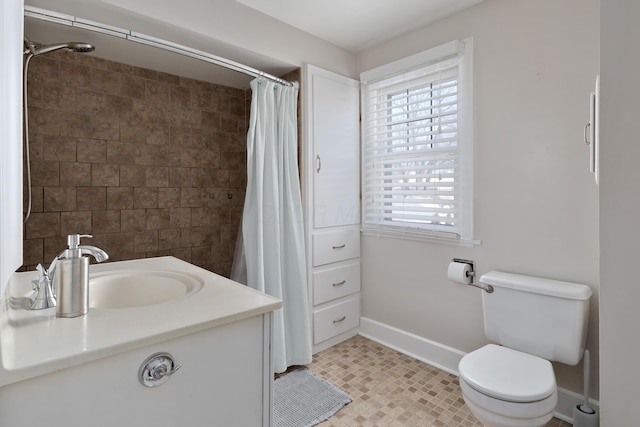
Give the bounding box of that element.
[480,271,592,365]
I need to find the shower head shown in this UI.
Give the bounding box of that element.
[66,42,95,53]
[24,38,95,56]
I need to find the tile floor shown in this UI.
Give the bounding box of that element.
[307,335,571,427]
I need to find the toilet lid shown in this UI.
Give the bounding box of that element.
[458,344,556,403]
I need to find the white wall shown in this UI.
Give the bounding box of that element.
[599,0,640,424]
[0,0,24,295]
[25,0,357,80]
[358,0,600,397]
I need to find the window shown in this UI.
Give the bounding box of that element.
[360,39,474,242]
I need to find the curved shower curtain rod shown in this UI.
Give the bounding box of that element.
[24,5,293,87]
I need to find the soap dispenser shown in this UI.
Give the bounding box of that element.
[51,234,109,318]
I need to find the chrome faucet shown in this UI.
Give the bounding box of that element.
[29,263,56,310]
[30,234,109,317]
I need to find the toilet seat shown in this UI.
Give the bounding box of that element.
[459,376,557,426]
[458,344,556,403]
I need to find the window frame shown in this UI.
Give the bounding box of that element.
[360,38,475,244]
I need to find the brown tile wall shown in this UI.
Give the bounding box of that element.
[22,50,248,277]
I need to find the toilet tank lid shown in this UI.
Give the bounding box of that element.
[479,271,592,300]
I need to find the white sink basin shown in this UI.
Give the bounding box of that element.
[89,270,203,309]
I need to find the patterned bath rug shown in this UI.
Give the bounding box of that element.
[273,368,352,427]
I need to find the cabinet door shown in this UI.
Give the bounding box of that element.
[0,316,268,427]
[307,66,360,228]
[313,296,360,344]
[312,228,360,267]
[313,261,361,305]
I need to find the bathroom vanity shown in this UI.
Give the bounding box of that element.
[0,257,282,427]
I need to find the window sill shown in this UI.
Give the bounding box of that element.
[361,227,481,247]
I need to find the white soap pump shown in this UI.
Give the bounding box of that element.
[49,234,109,318]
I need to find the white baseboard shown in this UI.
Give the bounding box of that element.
[313,328,359,354]
[554,386,600,424]
[359,316,464,375]
[359,317,600,424]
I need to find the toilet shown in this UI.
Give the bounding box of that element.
[457,271,592,427]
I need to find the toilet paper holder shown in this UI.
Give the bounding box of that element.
[452,258,494,293]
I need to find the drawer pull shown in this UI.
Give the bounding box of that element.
[332,244,346,249]
[332,280,346,287]
[333,316,347,324]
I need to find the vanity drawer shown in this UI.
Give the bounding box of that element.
[313,297,360,344]
[313,262,360,305]
[312,228,360,266]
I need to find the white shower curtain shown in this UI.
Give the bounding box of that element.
[232,78,311,373]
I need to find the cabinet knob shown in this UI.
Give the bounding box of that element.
[138,352,181,388]
[316,154,322,173]
[332,244,346,249]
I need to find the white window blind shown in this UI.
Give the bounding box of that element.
[361,39,474,241]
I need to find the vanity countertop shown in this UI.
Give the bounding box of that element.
[0,256,282,387]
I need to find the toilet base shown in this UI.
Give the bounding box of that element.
[463,395,553,427]
[460,378,556,427]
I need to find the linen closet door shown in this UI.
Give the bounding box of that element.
[303,65,361,353]
[309,68,360,229]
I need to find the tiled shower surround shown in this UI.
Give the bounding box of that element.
[23,50,250,276]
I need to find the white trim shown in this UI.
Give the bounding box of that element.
[360,40,464,83]
[360,38,475,243]
[262,312,273,427]
[359,316,600,424]
[312,328,359,354]
[458,38,474,240]
[554,386,600,424]
[0,0,24,295]
[361,228,481,247]
[359,317,464,375]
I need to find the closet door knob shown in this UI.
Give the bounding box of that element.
[584,122,591,145]
[316,155,322,173]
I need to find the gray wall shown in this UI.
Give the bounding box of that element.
[357,0,600,397]
[600,0,640,423]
